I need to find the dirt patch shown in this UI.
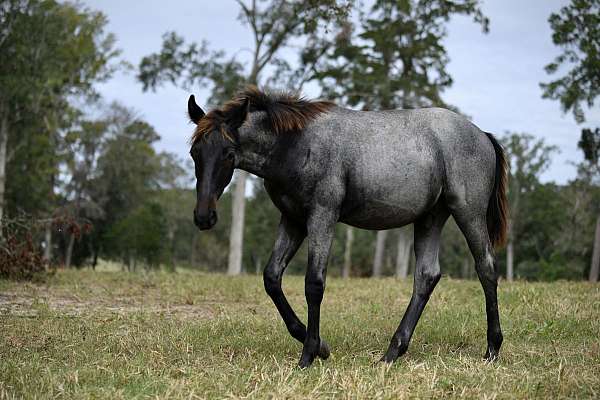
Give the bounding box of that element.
[0,291,215,320]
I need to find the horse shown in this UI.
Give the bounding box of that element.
[187,86,508,369]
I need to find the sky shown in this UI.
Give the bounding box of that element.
[85,0,599,184]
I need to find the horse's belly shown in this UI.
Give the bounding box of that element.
[340,196,433,230]
[339,159,443,230]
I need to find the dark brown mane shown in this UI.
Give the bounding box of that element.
[190,86,334,144]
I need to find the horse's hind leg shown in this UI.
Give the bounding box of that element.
[451,210,503,361]
[382,204,449,363]
[263,214,330,359]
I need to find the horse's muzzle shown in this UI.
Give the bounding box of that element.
[194,209,217,230]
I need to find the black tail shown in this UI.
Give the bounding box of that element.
[484,132,509,248]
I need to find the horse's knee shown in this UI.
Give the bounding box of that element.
[475,254,499,284]
[305,273,325,303]
[263,266,281,297]
[415,264,441,296]
[423,268,441,286]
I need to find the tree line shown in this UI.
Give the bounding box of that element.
[1,0,598,281]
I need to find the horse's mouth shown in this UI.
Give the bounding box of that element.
[194,210,218,230]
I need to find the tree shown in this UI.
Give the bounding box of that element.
[138,0,352,275]
[588,209,600,282]
[541,0,600,281]
[243,180,280,274]
[0,0,118,230]
[578,128,600,281]
[91,104,167,267]
[372,228,387,277]
[61,119,108,267]
[308,0,488,109]
[307,0,488,277]
[342,225,354,278]
[153,153,188,272]
[395,226,413,278]
[501,133,557,281]
[540,0,600,124]
[439,219,471,278]
[106,202,167,270]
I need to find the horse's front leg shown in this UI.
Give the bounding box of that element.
[298,205,337,369]
[264,214,330,359]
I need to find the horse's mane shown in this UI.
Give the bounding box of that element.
[191,86,334,144]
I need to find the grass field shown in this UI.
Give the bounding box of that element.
[1,270,599,399]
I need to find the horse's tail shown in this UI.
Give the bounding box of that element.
[484,132,509,248]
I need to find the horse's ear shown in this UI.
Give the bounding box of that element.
[188,95,205,124]
[226,98,249,129]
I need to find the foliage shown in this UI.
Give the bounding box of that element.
[0,0,120,214]
[0,0,119,104]
[304,0,488,109]
[138,0,354,98]
[540,0,600,123]
[105,202,167,268]
[138,32,246,106]
[579,127,600,173]
[0,216,46,280]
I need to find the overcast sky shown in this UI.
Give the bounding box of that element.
[85,0,599,184]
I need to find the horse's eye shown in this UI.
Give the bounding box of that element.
[225,151,235,161]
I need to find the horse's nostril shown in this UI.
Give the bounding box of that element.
[209,210,218,225]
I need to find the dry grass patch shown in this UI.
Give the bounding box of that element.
[1,270,599,399]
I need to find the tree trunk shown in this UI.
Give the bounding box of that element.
[589,215,600,282]
[224,57,259,276]
[255,255,261,275]
[228,170,247,275]
[506,238,514,281]
[189,232,196,267]
[168,228,176,272]
[65,233,75,268]
[506,217,519,282]
[92,247,98,270]
[342,225,354,278]
[373,230,387,277]
[395,226,412,278]
[461,257,470,279]
[0,112,8,232]
[43,223,52,270]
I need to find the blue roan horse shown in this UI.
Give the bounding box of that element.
[187,86,508,368]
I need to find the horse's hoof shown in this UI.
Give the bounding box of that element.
[298,354,314,369]
[483,348,499,362]
[380,345,400,364]
[379,351,396,364]
[317,339,330,360]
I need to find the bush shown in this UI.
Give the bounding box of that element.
[0,217,47,281]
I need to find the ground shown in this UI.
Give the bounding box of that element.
[1,270,599,399]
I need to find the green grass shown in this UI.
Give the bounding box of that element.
[1,270,599,399]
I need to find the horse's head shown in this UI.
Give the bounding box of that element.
[188,95,248,230]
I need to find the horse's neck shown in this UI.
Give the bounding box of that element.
[236,113,278,179]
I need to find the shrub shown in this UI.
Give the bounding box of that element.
[0,217,47,280]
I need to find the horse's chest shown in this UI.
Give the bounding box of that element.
[263,180,309,222]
